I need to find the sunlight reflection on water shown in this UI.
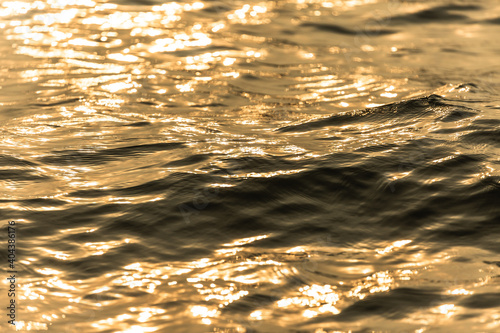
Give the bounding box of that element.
[0,0,499,332]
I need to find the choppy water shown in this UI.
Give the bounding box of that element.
[0,0,499,332]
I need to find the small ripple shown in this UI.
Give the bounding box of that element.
[459,293,500,309]
[276,95,444,133]
[461,129,500,146]
[300,22,397,36]
[39,142,186,166]
[0,155,38,167]
[389,4,481,24]
[0,169,49,181]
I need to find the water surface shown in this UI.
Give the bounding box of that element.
[0,0,499,332]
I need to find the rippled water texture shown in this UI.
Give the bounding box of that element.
[0,0,499,332]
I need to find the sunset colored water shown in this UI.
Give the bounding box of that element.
[0,0,499,332]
